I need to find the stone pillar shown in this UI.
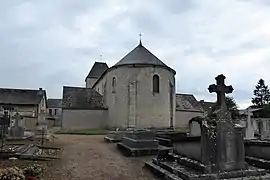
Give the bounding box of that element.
[245,107,254,139]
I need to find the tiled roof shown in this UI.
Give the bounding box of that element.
[198,100,216,113]
[176,94,204,112]
[113,43,175,74]
[85,62,108,80]
[62,86,107,110]
[0,88,45,105]
[47,99,62,108]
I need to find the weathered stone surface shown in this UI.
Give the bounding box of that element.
[145,74,268,179]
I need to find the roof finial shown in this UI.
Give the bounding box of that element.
[139,33,142,46]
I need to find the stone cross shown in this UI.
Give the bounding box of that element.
[208,74,234,108]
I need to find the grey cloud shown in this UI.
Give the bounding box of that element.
[0,0,269,109]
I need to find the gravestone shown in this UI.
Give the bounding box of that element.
[117,130,169,156]
[245,107,255,139]
[189,121,201,137]
[145,74,270,179]
[203,74,246,172]
[0,111,10,137]
[260,119,270,140]
[104,130,132,143]
[9,112,24,138]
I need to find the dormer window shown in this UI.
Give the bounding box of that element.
[153,74,160,93]
[112,77,116,93]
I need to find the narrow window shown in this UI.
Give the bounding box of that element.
[49,109,52,115]
[54,109,57,115]
[153,74,160,93]
[112,77,116,93]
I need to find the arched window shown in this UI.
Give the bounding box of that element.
[153,74,160,93]
[112,77,116,93]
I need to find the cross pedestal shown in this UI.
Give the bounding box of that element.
[202,74,246,173]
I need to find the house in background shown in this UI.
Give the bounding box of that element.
[0,88,47,130]
[47,98,62,127]
[175,94,205,128]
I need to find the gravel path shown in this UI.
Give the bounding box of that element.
[45,135,159,180]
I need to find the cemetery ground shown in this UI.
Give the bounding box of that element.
[43,134,158,180]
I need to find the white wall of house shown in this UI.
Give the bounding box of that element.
[175,110,204,128]
[62,109,108,130]
[93,66,176,129]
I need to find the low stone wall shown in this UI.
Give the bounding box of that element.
[62,109,108,130]
[245,140,270,160]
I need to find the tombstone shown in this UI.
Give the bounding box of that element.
[245,107,256,139]
[0,111,10,137]
[203,74,246,172]
[117,130,169,156]
[9,112,24,138]
[189,121,201,137]
[260,118,270,140]
[104,130,131,143]
[145,74,270,179]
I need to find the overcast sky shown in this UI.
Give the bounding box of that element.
[1,0,270,109]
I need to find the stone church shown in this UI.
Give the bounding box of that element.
[61,41,209,130]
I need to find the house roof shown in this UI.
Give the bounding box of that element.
[85,62,109,81]
[0,88,46,105]
[62,86,107,110]
[176,94,204,112]
[198,100,216,113]
[47,99,62,108]
[113,43,176,74]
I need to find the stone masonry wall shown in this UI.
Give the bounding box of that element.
[94,66,176,129]
[62,109,108,130]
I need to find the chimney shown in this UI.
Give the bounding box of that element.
[38,88,43,96]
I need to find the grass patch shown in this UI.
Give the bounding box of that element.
[175,127,189,133]
[55,129,110,135]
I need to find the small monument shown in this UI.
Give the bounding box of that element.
[0,111,10,137]
[245,107,257,139]
[203,74,246,172]
[117,130,169,156]
[189,121,201,137]
[9,112,24,138]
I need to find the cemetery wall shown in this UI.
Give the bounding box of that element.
[94,66,176,128]
[175,111,204,128]
[62,109,108,130]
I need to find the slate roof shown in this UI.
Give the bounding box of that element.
[47,99,62,108]
[0,88,46,105]
[85,62,108,81]
[198,100,216,113]
[62,86,107,110]
[176,94,204,112]
[113,43,176,74]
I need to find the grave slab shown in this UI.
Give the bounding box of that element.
[117,130,172,156]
